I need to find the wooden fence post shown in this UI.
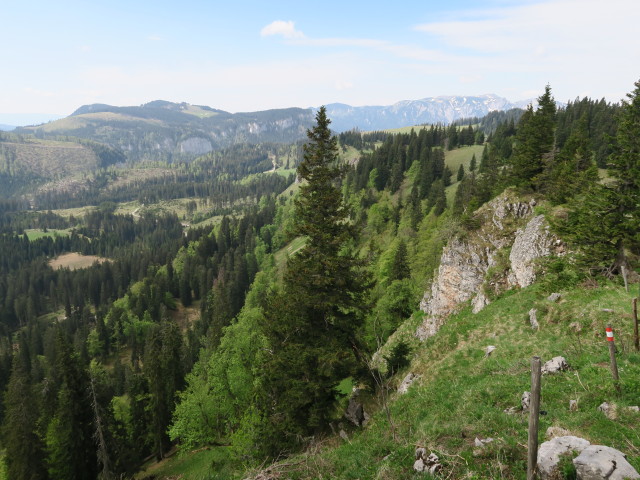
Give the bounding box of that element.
[633,298,639,352]
[527,356,541,480]
[606,325,621,393]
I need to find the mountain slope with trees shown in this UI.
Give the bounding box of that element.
[0,79,638,480]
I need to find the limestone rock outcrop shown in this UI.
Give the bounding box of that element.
[416,191,560,341]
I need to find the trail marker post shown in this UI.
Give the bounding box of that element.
[633,298,639,352]
[527,356,541,480]
[606,325,621,393]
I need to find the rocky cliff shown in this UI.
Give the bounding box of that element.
[416,191,562,341]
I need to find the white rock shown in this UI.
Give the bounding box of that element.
[522,391,531,411]
[474,437,494,447]
[597,402,616,419]
[484,345,496,357]
[537,436,591,479]
[542,356,569,374]
[398,373,418,395]
[573,445,640,479]
[529,308,539,330]
[547,292,562,302]
[570,399,578,411]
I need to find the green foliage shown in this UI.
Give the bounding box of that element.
[383,340,411,375]
[257,107,369,454]
[556,451,578,480]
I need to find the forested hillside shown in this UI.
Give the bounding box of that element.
[0,80,638,480]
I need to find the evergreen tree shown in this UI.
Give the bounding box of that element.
[45,331,98,480]
[144,321,184,460]
[259,107,369,453]
[389,240,410,281]
[510,85,557,189]
[2,357,48,480]
[457,164,465,182]
[470,153,477,171]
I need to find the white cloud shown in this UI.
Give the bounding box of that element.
[335,80,354,91]
[260,20,304,39]
[147,35,162,42]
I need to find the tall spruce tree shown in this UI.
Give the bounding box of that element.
[259,106,368,453]
[510,85,557,189]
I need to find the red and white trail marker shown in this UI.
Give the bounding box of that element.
[606,326,614,342]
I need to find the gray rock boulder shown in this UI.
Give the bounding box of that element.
[537,436,591,479]
[547,292,562,302]
[542,356,569,374]
[573,445,640,479]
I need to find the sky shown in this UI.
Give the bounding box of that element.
[1,0,638,125]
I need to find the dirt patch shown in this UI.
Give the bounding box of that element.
[49,252,110,271]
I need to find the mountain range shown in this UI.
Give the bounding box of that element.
[324,94,532,131]
[14,94,530,162]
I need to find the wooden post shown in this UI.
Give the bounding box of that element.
[621,265,629,293]
[606,325,621,393]
[527,356,541,480]
[633,298,639,352]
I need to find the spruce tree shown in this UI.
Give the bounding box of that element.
[2,357,47,480]
[259,107,368,453]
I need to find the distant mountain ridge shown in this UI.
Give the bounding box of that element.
[323,94,530,131]
[15,95,534,162]
[18,101,315,162]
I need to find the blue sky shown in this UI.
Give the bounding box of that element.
[1,0,638,124]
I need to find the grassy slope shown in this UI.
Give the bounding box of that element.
[256,282,640,479]
[144,281,640,479]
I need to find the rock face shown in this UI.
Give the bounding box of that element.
[179,136,213,155]
[416,192,559,341]
[573,445,640,479]
[537,436,591,479]
[508,215,553,288]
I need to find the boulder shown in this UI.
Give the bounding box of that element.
[345,397,367,427]
[522,391,531,411]
[542,356,569,374]
[547,292,562,302]
[573,445,640,479]
[537,436,591,479]
[597,402,616,420]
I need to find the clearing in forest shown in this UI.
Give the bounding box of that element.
[49,252,110,271]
